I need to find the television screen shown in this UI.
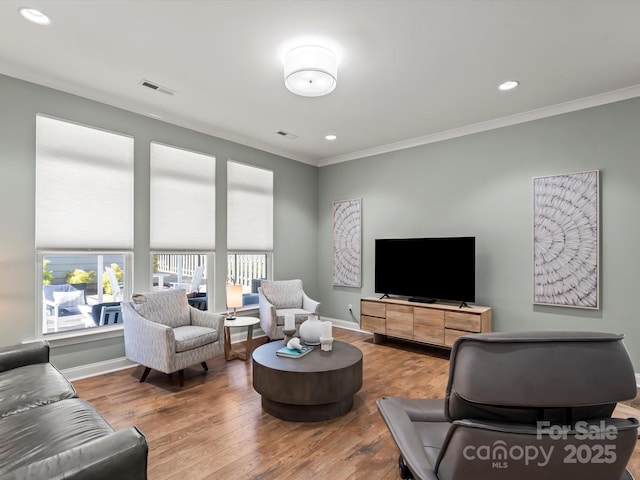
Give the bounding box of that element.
[374,237,475,304]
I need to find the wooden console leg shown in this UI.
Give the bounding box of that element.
[373,333,387,344]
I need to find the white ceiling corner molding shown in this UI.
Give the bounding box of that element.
[318,84,640,167]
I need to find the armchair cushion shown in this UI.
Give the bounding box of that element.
[52,289,84,308]
[261,279,304,309]
[43,283,87,306]
[173,325,219,353]
[132,289,191,328]
[274,308,312,326]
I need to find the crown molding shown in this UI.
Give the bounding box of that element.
[318,84,640,167]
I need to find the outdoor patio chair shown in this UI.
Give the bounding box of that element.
[90,301,122,326]
[105,266,123,301]
[42,283,87,332]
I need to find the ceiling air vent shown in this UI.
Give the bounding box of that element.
[140,79,175,96]
[277,130,298,140]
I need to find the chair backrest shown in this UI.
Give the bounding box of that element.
[105,266,122,301]
[435,331,639,480]
[131,289,191,328]
[188,296,207,311]
[91,301,122,326]
[260,279,304,309]
[251,278,264,293]
[445,331,637,423]
[100,304,122,326]
[190,265,204,293]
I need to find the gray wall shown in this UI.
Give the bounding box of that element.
[0,73,318,369]
[3,70,640,371]
[318,97,640,367]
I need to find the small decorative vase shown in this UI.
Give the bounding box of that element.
[299,314,323,345]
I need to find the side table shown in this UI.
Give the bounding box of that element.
[224,317,260,361]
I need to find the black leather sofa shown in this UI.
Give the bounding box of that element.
[0,341,148,479]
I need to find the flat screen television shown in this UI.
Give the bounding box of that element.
[374,236,475,306]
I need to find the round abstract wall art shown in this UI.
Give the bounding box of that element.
[533,170,599,309]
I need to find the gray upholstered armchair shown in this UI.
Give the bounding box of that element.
[377,331,639,480]
[122,289,224,387]
[258,279,320,340]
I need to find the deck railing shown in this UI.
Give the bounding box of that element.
[228,254,267,292]
[155,254,207,278]
[155,253,266,292]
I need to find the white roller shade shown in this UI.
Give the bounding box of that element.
[227,161,273,251]
[150,142,215,250]
[36,115,134,249]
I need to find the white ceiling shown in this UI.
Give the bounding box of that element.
[1,0,639,166]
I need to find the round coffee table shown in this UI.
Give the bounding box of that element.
[252,340,363,422]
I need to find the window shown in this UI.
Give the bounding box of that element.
[227,253,270,306]
[150,143,215,306]
[36,115,134,335]
[40,253,130,333]
[227,161,273,307]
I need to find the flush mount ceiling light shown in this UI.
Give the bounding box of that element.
[325,134,337,141]
[19,7,51,25]
[498,80,520,91]
[284,45,337,97]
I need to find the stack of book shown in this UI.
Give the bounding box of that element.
[276,345,314,358]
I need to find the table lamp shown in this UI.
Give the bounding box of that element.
[226,284,243,320]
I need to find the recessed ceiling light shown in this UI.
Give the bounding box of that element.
[19,8,51,25]
[325,134,337,141]
[498,80,520,91]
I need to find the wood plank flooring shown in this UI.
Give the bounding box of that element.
[73,328,640,479]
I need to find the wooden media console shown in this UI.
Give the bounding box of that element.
[360,297,492,348]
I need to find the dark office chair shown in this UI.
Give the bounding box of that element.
[377,331,639,480]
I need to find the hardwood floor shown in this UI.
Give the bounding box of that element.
[73,328,640,479]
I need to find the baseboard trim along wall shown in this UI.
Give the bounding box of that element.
[62,356,137,382]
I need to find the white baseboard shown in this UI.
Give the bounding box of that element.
[322,316,362,332]
[62,357,137,382]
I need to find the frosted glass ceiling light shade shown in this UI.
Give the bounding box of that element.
[284,45,337,97]
[19,8,51,25]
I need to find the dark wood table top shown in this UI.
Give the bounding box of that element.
[252,340,362,373]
